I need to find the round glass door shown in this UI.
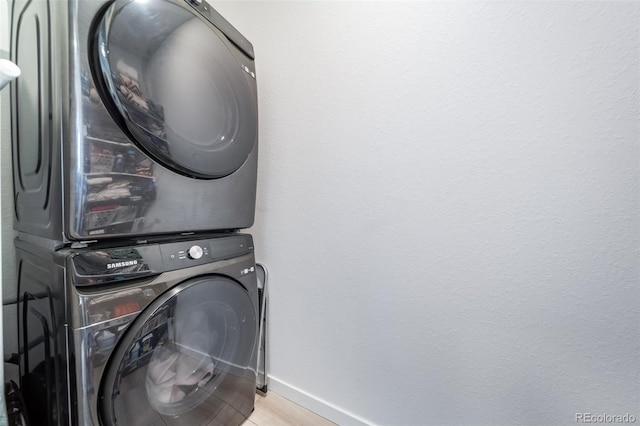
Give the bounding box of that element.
[99,276,257,425]
[93,0,257,178]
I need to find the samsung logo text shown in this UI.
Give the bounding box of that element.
[107,260,138,269]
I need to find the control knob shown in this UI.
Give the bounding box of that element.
[187,245,204,260]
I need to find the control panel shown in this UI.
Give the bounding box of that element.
[159,235,252,272]
[162,243,210,265]
[72,235,253,286]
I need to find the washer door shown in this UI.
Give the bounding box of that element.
[93,0,257,179]
[99,276,257,425]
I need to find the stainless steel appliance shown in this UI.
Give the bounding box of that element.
[16,233,259,425]
[11,0,258,242]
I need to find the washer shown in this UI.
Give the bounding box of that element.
[16,233,259,425]
[11,0,258,241]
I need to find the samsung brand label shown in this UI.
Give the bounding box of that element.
[107,260,138,269]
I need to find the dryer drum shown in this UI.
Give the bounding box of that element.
[92,0,258,179]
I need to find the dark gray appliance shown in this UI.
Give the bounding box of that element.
[16,233,259,425]
[10,0,258,242]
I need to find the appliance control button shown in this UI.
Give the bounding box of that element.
[188,245,204,260]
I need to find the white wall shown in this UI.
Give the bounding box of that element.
[215,2,639,425]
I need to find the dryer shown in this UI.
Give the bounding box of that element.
[16,233,259,425]
[11,0,258,242]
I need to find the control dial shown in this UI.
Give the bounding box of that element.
[187,245,204,260]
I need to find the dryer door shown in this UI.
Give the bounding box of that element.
[99,276,258,425]
[93,0,257,179]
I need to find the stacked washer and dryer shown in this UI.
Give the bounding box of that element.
[9,0,265,424]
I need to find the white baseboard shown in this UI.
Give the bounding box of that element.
[267,375,375,426]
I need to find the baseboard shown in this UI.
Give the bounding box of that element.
[268,375,375,426]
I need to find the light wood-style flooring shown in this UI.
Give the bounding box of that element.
[246,392,336,426]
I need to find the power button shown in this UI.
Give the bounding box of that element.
[187,245,204,260]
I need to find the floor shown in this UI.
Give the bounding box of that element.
[5,362,335,425]
[246,392,336,426]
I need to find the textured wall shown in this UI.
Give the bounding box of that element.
[214,1,639,425]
